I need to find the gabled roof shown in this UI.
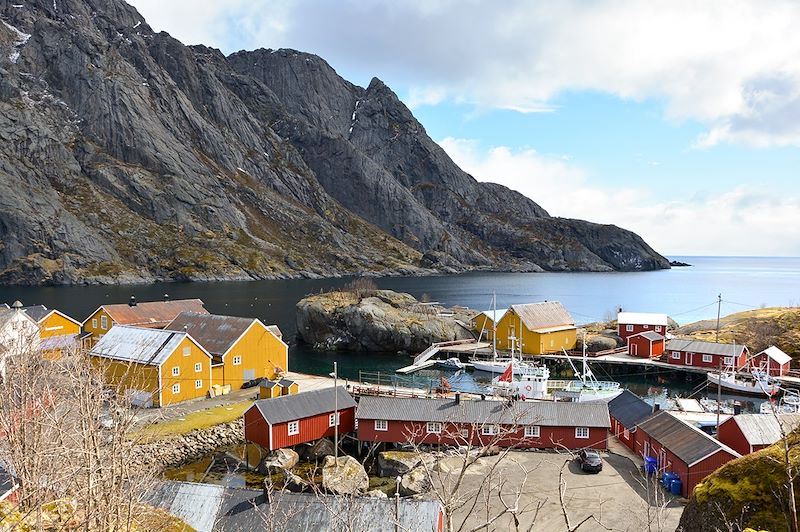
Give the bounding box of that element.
[607,390,655,430]
[637,411,741,466]
[21,305,49,322]
[617,312,669,326]
[39,334,79,352]
[356,396,610,428]
[0,307,37,330]
[666,339,747,357]
[510,301,575,331]
[84,299,208,328]
[89,325,210,366]
[756,346,792,366]
[725,414,800,446]
[166,312,259,357]
[477,308,509,323]
[266,325,282,339]
[630,331,665,342]
[249,386,355,425]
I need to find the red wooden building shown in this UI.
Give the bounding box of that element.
[607,390,655,451]
[356,396,610,450]
[634,411,740,498]
[244,386,356,451]
[665,339,749,370]
[747,346,792,376]
[717,414,800,456]
[0,465,19,505]
[627,331,665,359]
[617,312,668,342]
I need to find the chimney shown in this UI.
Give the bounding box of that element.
[163,293,170,301]
[653,403,661,412]
[454,393,461,405]
[480,394,486,401]
[11,300,23,310]
[129,295,137,307]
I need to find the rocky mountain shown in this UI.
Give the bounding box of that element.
[0,0,670,285]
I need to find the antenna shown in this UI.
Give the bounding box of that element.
[715,294,722,342]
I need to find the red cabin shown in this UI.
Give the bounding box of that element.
[617,312,668,342]
[627,331,665,359]
[747,346,792,376]
[607,390,655,451]
[634,411,740,498]
[665,339,749,370]
[244,386,356,451]
[356,396,610,451]
[717,414,800,456]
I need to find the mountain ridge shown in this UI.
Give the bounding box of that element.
[0,0,670,285]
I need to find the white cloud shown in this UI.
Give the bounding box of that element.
[440,138,800,256]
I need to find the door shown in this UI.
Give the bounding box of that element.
[243,369,256,381]
[685,353,693,365]
[644,440,650,458]
[631,343,638,357]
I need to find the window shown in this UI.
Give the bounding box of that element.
[671,351,681,359]
[625,324,633,332]
[623,428,630,440]
[524,425,540,438]
[643,324,650,329]
[233,356,242,366]
[655,326,662,332]
[374,420,388,431]
[575,427,589,439]
[195,379,203,389]
[482,424,499,436]
[702,354,713,363]
[183,346,191,356]
[287,421,299,436]
[100,316,108,330]
[329,413,340,427]
[171,383,180,394]
[724,356,734,366]
[92,318,98,329]
[427,422,442,434]
[194,362,202,372]
[460,428,469,439]
[171,366,179,377]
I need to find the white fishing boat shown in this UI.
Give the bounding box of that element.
[471,357,545,375]
[435,357,465,370]
[549,341,623,402]
[489,360,551,400]
[706,369,779,396]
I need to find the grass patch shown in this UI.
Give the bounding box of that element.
[134,400,252,442]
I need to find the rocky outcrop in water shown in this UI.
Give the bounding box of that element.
[0,0,670,285]
[296,289,476,353]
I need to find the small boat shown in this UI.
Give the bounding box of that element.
[435,357,465,370]
[761,389,800,414]
[549,344,623,402]
[471,357,544,376]
[706,369,779,396]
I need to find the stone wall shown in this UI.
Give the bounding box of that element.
[132,419,245,470]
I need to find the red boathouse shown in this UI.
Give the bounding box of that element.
[747,346,792,376]
[717,414,800,456]
[617,312,669,342]
[665,339,749,370]
[627,331,665,359]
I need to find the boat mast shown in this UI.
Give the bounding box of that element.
[492,292,497,358]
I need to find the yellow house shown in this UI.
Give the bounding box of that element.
[165,312,289,389]
[11,304,83,359]
[471,308,509,342]
[494,301,577,355]
[81,298,208,343]
[88,325,212,407]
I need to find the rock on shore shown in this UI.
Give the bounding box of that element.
[296,289,476,353]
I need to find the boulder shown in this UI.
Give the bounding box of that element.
[585,335,619,352]
[366,489,388,498]
[377,451,433,478]
[321,455,369,495]
[300,438,336,461]
[259,448,299,475]
[399,466,431,496]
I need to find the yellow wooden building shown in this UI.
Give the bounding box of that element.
[166,312,289,389]
[493,301,577,355]
[88,325,212,407]
[15,305,82,359]
[81,298,208,342]
[471,308,509,342]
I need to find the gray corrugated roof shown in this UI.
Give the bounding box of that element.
[633,331,664,342]
[89,325,202,366]
[252,386,355,425]
[730,414,800,446]
[356,396,610,428]
[666,338,746,357]
[607,390,654,430]
[267,325,283,339]
[638,411,740,466]
[510,301,575,330]
[0,307,37,330]
[21,305,49,322]
[166,312,255,357]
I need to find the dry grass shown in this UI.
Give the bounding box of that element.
[133,400,252,442]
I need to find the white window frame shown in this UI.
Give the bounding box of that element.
[374,419,388,432]
[524,425,540,438]
[427,422,442,434]
[194,362,202,372]
[233,356,242,366]
[655,326,662,332]
[171,366,179,377]
[183,346,191,356]
[671,351,681,360]
[724,356,734,366]
[100,315,108,330]
[702,354,713,363]
[460,428,469,439]
[643,324,650,329]
[575,427,590,439]
[171,383,180,395]
[482,424,499,436]
[92,318,98,329]
[623,428,630,440]
[329,412,340,427]
[195,379,203,389]
[625,324,634,332]
[287,421,299,436]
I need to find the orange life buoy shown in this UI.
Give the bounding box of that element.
[525,385,532,392]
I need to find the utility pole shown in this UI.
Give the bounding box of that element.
[716,359,722,435]
[715,294,722,342]
[330,361,339,465]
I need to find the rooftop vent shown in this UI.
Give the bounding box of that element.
[129,295,137,307]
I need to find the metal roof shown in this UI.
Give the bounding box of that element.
[666,338,747,357]
[637,411,741,466]
[21,305,49,321]
[607,390,655,430]
[617,312,669,326]
[727,414,800,446]
[39,334,79,351]
[93,299,208,328]
[631,331,665,342]
[267,325,283,339]
[89,325,209,366]
[166,312,257,357]
[477,308,509,323]
[250,386,356,425]
[0,307,37,330]
[510,301,575,330]
[0,464,18,502]
[756,346,792,366]
[356,396,610,428]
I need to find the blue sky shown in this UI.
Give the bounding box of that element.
[128,0,800,256]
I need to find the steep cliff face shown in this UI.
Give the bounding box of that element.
[0,0,669,285]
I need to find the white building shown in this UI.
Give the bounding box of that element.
[0,301,40,380]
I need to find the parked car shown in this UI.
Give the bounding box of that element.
[241,377,266,389]
[577,449,603,473]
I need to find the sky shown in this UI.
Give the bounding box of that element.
[127,0,800,257]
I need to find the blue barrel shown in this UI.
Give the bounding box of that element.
[661,472,676,488]
[670,478,683,496]
[644,456,657,474]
